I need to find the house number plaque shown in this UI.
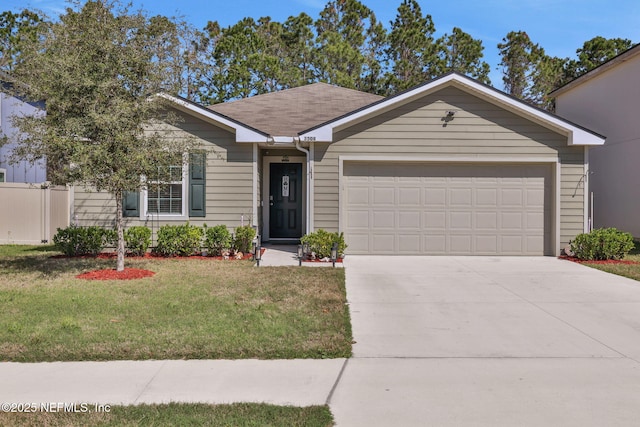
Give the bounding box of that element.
[282,176,290,197]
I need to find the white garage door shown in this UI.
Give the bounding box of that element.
[343,162,552,255]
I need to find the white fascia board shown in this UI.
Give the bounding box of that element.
[157,93,269,143]
[300,74,605,146]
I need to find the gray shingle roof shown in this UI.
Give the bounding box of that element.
[207,83,383,137]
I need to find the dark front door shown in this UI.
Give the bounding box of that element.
[270,163,303,239]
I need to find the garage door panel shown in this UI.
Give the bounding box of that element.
[476,188,498,206]
[526,188,545,205]
[399,188,421,205]
[399,234,421,252]
[424,211,446,228]
[476,212,498,230]
[502,236,524,252]
[343,162,552,255]
[373,188,395,204]
[476,235,498,253]
[399,211,421,228]
[373,234,395,252]
[450,188,473,206]
[501,189,524,206]
[449,235,473,253]
[501,212,523,229]
[347,187,369,204]
[346,210,370,228]
[425,188,446,205]
[373,211,395,228]
[450,212,472,229]
[424,235,446,252]
[347,234,370,253]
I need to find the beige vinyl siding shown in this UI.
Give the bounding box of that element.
[73,109,254,233]
[313,86,585,249]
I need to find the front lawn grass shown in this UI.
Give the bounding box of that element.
[581,253,640,281]
[0,403,334,427]
[0,246,351,362]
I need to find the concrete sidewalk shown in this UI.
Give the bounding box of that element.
[0,359,346,407]
[258,244,344,267]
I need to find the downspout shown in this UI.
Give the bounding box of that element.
[294,137,311,235]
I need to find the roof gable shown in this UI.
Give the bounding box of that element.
[300,73,605,146]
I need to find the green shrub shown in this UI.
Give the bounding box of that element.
[203,224,232,256]
[153,223,204,257]
[233,225,256,254]
[300,229,347,259]
[570,227,635,260]
[53,225,116,256]
[124,226,151,256]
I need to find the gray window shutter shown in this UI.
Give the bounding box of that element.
[189,153,206,217]
[123,191,140,217]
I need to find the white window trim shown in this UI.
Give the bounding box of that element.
[0,168,5,183]
[141,155,189,221]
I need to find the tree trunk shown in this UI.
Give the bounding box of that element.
[115,190,126,272]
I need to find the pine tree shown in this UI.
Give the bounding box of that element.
[437,27,490,84]
[385,0,437,93]
[497,31,543,98]
[313,0,386,91]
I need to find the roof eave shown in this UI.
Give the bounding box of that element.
[156,93,270,143]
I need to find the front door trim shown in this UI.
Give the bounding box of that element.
[262,155,306,241]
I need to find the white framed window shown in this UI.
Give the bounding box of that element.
[142,157,188,220]
[0,168,5,183]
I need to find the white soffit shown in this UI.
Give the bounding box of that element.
[300,73,605,146]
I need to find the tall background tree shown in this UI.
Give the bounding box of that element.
[385,0,437,92]
[281,13,316,88]
[498,32,634,110]
[497,30,542,99]
[0,9,42,72]
[313,0,387,91]
[11,0,193,271]
[564,36,634,80]
[436,27,490,83]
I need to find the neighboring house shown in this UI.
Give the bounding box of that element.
[552,44,640,237]
[0,87,47,183]
[73,72,604,255]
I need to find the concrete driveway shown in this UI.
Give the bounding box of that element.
[330,256,640,426]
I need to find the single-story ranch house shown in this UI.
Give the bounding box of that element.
[73,72,605,256]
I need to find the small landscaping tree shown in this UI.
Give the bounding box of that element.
[10,1,193,271]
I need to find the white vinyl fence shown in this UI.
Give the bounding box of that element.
[0,183,70,244]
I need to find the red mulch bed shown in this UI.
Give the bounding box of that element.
[76,268,155,280]
[559,255,640,265]
[302,258,344,263]
[57,250,263,281]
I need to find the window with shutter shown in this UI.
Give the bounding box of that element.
[126,152,205,220]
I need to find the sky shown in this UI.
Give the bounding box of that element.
[3,0,640,89]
